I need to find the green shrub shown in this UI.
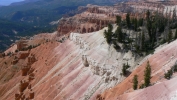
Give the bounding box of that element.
[133,75,138,90]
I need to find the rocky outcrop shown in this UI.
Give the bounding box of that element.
[27,54,36,65]
[15,53,36,100]
[69,27,140,89]
[19,80,29,93]
[82,55,89,67]
[0,53,3,58]
[87,7,106,14]
[57,5,116,36]
[17,51,30,59]
[11,56,19,65]
[16,40,28,51]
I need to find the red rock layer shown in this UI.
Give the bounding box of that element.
[0,39,103,100]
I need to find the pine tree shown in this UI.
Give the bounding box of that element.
[146,10,153,43]
[133,75,138,90]
[116,15,122,26]
[122,63,130,76]
[146,10,150,21]
[138,18,143,26]
[168,30,172,43]
[126,13,131,29]
[122,64,127,76]
[174,28,177,40]
[104,24,113,44]
[141,32,145,51]
[134,18,138,31]
[115,26,123,43]
[144,61,151,87]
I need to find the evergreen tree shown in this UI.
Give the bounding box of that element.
[147,19,152,42]
[122,63,130,76]
[108,24,113,32]
[116,15,122,26]
[146,10,150,21]
[146,10,153,43]
[174,28,177,39]
[138,18,143,26]
[141,32,145,51]
[144,61,151,87]
[115,26,123,43]
[134,18,138,31]
[122,64,127,76]
[168,30,172,43]
[104,24,113,44]
[126,13,131,29]
[164,69,173,79]
[133,75,138,90]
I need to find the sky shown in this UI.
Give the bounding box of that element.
[0,0,24,6]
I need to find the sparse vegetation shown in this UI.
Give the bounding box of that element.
[104,24,113,44]
[144,61,151,87]
[164,69,173,79]
[121,63,130,76]
[164,63,177,79]
[139,83,145,89]
[7,52,12,56]
[133,75,138,90]
[138,61,151,89]
[15,49,19,53]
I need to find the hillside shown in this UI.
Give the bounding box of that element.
[0,26,140,100]
[99,39,177,100]
[1,0,177,100]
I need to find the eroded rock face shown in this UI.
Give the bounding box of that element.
[17,51,30,59]
[16,40,28,51]
[0,26,141,100]
[2,1,177,100]
[57,5,117,36]
[57,2,177,37]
